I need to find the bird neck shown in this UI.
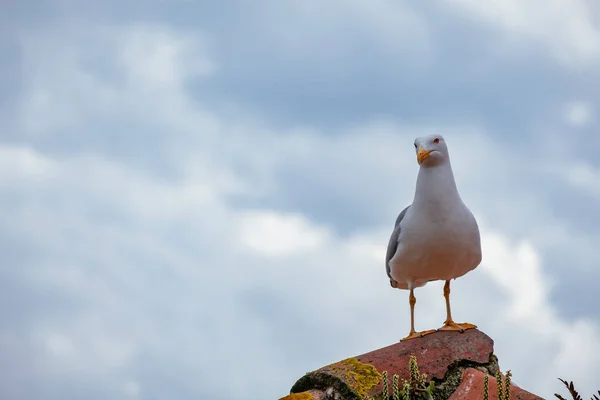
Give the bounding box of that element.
[413,162,462,208]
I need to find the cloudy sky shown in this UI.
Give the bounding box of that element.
[2,1,600,399]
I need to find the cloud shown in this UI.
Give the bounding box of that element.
[1,4,600,400]
[237,210,332,257]
[236,0,434,66]
[561,162,600,198]
[479,230,599,391]
[445,0,600,69]
[563,101,594,127]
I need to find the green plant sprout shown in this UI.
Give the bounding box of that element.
[483,374,488,400]
[554,378,600,400]
[366,355,599,400]
[481,370,511,400]
[369,355,434,400]
[382,371,389,400]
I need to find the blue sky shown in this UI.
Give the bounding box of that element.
[1,1,600,399]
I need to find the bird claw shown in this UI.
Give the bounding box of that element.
[400,329,437,341]
[437,321,477,332]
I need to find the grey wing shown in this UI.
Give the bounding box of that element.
[385,205,410,279]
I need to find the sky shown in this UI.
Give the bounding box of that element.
[1,1,600,399]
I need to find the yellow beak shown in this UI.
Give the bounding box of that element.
[417,147,433,164]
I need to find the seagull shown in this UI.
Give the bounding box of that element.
[385,134,482,341]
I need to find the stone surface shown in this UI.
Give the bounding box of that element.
[354,328,494,381]
[448,368,543,400]
[283,329,545,399]
[288,329,500,399]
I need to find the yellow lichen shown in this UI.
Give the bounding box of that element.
[327,357,382,399]
[279,392,313,400]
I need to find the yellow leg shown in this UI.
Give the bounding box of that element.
[401,289,436,341]
[438,280,477,332]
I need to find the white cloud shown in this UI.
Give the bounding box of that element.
[123,381,141,398]
[43,332,76,357]
[31,317,137,376]
[482,234,550,321]
[440,226,600,397]
[0,146,57,179]
[17,23,215,137]
[2,124,595,399]
[118,25,215,88]
[2,15,599,400]
[563,101,594,127]
[446,0,600,68]
[560,162,600,199]
[245,0,434,69]
[237,210,331,257]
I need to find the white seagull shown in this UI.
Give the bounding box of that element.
[385,134,482,341]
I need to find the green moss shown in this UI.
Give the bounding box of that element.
[428,352,499,400]
[328,357,382,399]
[279,392,313,400]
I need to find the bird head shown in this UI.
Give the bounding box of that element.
[414,134,449,167]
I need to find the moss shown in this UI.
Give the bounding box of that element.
[290,352,500,400]
[330,357,382,399]
[279,393,313,400]
[291,372,354,399]
[290,358,382,400]
[429,352,499,400]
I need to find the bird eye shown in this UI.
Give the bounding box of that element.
[433,137,440,144]
[414,143,417,148]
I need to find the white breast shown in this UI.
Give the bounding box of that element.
[389,202,482,289]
